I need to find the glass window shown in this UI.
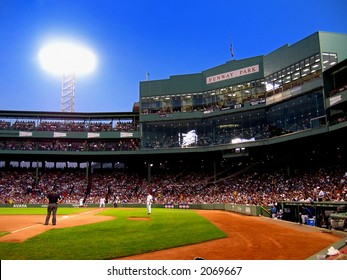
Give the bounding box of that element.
[192,93,203,105]
[292,71,300,80]
[301,67,310,77]
[323,52,337,70]
[181,95,193,112]
[160,96,172,112]
[329,53,338,66]
[171,96,181,112]
[311,62,321,72]
[304,58,310,67]
[273,80,282,90]
[290,65,295,74]
[203,92,212,108]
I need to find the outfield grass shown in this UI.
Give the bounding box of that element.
[0,208,227,260]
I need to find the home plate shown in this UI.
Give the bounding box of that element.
[62,216,70,219]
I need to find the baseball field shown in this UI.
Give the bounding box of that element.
[0,207,344,260]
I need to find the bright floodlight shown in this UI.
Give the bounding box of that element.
[39,41,96,112]
[39,42,96,75]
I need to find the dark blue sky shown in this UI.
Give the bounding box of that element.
[1,0,347,112]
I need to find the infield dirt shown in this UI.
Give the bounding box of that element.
[0,209,342,259]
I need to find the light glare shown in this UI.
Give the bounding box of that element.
[39,42,96,76]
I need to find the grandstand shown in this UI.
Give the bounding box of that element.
[1,31,347,228]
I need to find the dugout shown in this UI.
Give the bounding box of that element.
[278,201,347,228]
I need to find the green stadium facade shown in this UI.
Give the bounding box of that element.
[0,31,347,174]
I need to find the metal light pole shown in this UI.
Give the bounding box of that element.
[61,73,76,112]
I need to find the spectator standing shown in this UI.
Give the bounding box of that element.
[318,188,325,201]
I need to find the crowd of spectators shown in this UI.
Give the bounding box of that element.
[0,120,137,132]
[0,165,346,207]
[38,121,86,132]
[0,169,87,205]
[0,139,139,151]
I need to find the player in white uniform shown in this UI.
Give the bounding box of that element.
[79,197,84,208]
[99,197,106,207]
[146,192,153,214]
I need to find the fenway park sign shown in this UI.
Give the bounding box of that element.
[206,65,259,84]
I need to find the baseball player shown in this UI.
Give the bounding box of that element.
[99,197,106,207]
[146,192,153,214]
[79,197,84,208]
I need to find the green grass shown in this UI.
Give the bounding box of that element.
[0,208,226,260]
[0,207,89,215]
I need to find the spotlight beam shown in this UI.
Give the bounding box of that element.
[39,41,96,112]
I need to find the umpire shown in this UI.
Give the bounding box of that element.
[44,186,62,225]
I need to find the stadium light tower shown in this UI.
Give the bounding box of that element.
[39,41,96,112]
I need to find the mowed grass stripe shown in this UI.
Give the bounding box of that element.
[0,208,226,259]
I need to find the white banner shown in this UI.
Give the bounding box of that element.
[53,132,67,137]
[120,132,134,138]
[19,131,33,137]
[206,65,259,84]
[87,132,100,138]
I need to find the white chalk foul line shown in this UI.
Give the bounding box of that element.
[10,208,103,234]
[12,224,41,234]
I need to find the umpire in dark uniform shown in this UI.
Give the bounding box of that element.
[44,186,62,225]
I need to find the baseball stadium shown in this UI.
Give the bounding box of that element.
[0,31,347,260]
